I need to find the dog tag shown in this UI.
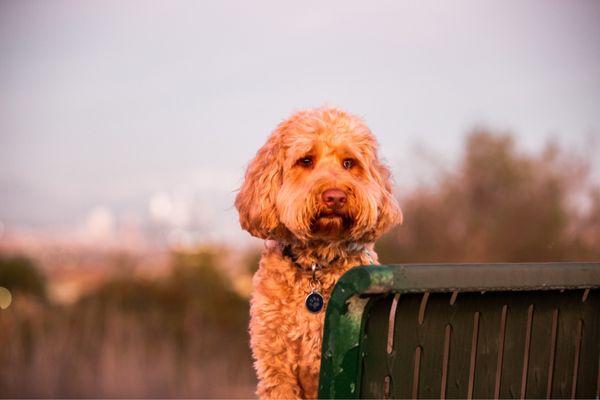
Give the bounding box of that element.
[305,290,324,313]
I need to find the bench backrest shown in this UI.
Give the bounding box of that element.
[318,263,600,399]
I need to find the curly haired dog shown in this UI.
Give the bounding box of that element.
[235,107,402,399]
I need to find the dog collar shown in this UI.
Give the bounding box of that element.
[277,242,375,313]
[281,244,336,272]
[279,242,372,271]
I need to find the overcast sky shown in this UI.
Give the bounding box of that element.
[1,0,599,241]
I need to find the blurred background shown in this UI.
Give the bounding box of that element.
[1,0,599,397]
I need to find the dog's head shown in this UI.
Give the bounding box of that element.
[235,107,402,244]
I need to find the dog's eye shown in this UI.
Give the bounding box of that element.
[297,156,313,168]
[342,158,355,169]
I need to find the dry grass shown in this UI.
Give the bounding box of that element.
[0,250,257,398]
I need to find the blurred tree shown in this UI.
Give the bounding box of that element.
[169,247,248,328]
[78,247,248,329]
[0,255,47,301]
[377,131,600,263]
[243,248,261,275]
[17,247,256,398]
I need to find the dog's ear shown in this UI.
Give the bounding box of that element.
[235,133,284,239]
[369,157,403,237]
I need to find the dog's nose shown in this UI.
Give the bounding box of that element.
[321,188,347,209]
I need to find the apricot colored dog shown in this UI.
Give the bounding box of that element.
[235,107,402,399]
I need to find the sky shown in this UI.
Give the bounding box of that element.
[1,0,599,244]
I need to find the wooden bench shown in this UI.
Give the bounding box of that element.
[318,263,600,399]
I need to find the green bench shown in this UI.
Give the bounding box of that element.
[318,263,600,399]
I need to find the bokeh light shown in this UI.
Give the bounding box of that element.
[0,287,12,310]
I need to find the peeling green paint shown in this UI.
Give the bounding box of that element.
[346,296,369,324]
[363,268,394,294]
[318,266,383,399]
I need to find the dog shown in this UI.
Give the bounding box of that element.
[235,107,402,399]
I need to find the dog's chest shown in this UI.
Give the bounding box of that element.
[291,271,340,398]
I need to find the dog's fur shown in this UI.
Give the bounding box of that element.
[235,107,402,399]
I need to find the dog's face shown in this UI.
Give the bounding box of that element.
[235,108,402,243]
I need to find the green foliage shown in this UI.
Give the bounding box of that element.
[0,255,47,301]
[78,247,249,329]
[169,247,249,327]
[377,131,600,263]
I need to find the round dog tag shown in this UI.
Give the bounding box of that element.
[305,290,324,313]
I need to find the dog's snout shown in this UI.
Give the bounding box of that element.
[321,188,347,209]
